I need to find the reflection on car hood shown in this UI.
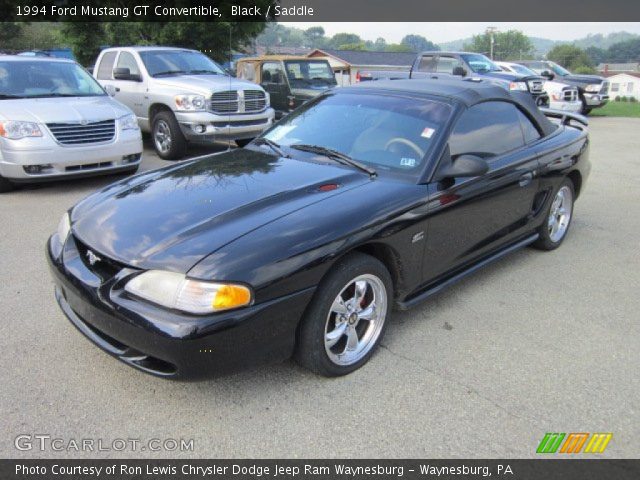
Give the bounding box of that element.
[71,149,369,273]
[291,86,332,98]
[0,96,131,123]
[155,75,263,95]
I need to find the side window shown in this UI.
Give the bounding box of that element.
[261,62,285,84]
[449,102,525,159]
[96,51,117,80]
[416,55,436,73]
[239,62,255,81]
[436,56,463,74]
[517,110,542,144]
[115,52,140,76]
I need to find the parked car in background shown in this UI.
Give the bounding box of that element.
[48,79,589,378]
[410,52,549,106]
[236,56,337,118]
[517,60,609,114]
[18,48,77,62]
[496,61,581,112]
[93,47,275,159]
[0,56,142,193]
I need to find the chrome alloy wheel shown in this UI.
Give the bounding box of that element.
[548,185,573,243]
[324,274,388,366]
[153,119,172,154]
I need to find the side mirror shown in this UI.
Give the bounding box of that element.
[438,154,488,179]
[113,67,142,82]
[104,84,117,97]
[541,70,554,80]
[453,66,467,77]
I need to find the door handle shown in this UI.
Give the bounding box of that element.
[519,172,533,187]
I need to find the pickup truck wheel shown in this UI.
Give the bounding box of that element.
[152,111,187,160]
[533,179,574,251]
[295,253,392,377]
[235,138,253,148]
[0,175,15,193]
[580,98,592,115]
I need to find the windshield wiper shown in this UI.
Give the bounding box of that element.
[188,69,221,75]
[153,70,187,77]
[253,138,291,158]
[290,144,377,177]
[0,94,25,99]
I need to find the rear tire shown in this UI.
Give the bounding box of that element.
[152,111,187,160]
[295,253,393,377]
[533,178,575,251]
[0,175,15,193]
[235,138,253,148]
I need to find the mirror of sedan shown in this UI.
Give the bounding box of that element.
[437,154,489,179]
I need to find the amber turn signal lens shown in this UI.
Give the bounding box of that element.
[212,284,252,310]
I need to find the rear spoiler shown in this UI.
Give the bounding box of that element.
[539,108,589,128]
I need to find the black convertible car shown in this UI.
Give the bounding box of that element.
[47,79,590,378]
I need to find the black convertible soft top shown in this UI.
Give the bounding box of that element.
[350,78,558,137]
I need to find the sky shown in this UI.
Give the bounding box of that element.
[286,22,640,43]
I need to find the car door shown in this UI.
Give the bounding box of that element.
[109,51,148,119]
[421,101,542,283]
[260,61,288,115]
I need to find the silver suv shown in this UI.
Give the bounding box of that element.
[94,47,275,159]
[0,56,142,193]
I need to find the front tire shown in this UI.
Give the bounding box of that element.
[534,179,575,251]
[0,175,15,193]
[580,97,592,115]
[295,253,393,377]
[152,111,187,160]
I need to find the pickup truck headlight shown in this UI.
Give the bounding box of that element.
[174,94,207,111]
[118,114,139,131]
[125,270,252,314]
[0,121,43,139]
[585,84,601,93]
[56,212,71,243]
[509,81,529,92]
[264,91,270,107]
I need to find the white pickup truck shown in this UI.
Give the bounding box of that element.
[93,47,275,159]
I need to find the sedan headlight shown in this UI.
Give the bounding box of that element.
[585,84,601,93]
[118,114,139,131]
[0,121,43,139]
[56,212,71,243]
[509,81,529,92]
[174,94,207,111]
[124,270,252,314]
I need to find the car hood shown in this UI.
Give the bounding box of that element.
[70,149,369,273]
[560,74,604,85]
[0,96,131,123]
[154,75,262,95]
[291,85,334,98]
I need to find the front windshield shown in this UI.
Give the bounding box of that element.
[260,92,452,176]
[284,60,337,88]
[461,54,502,73]
[139,50,226,77]
[510,64,538,76]
[0,61,105,98]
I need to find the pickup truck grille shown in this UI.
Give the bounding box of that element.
[527,79,545,94]
[47,120,115,145]
[563,87,579,102]
[209,90,267,114]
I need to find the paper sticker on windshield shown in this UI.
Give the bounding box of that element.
[401,158,416,167]
[421,127,435,138]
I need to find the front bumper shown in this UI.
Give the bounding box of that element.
[548,99,583,113]
[47,234,314,379]
[583,92,609,107]
[175,108,275,143]
[0,132,142,181]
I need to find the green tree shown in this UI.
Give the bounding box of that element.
[463,30,534,60]
[304,26,325,48]
[329,33,361,49]
[400,34,438,53]
[373,37,387,51]
[605,38,640,63]
[0,22,23,49]
[547,44,594,71]
[337,42,367,51]
[385,43,413,53]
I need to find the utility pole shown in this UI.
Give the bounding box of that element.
[486,26,498,60]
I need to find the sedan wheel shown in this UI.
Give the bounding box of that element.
[324,274,387,366]
[295,253,393,376]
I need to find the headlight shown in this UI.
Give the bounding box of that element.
[174,94,207,111]
[585,84,601,93]
[124,270,252,314]
[56,212,71,243]
[0,121,43,139]
[509,81,528,92]
[118,114,139,131]
[264,91,270,107]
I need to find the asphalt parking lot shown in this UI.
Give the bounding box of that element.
[1,119,639,459]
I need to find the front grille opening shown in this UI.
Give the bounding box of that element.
[212,118,268,128]
[209,89,267,114]
[72,235,124,280]
[65,162,113,172]
[129,355,177,376]
[47,119,116,145]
